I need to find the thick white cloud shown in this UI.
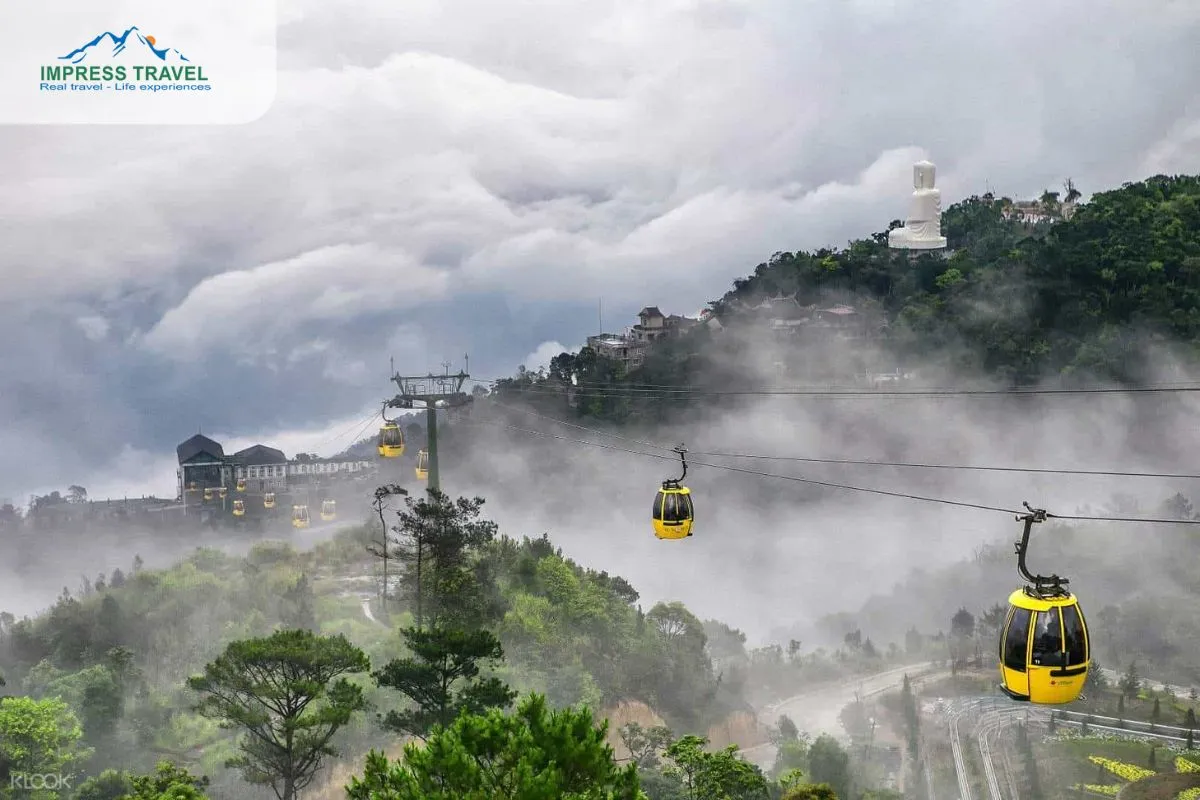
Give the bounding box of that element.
[209,404,397,460]
[1,0,1199,501]
[75,315,110,341]
[523,340,578,372]
[139,243,450,357]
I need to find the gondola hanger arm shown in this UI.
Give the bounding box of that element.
[1013,500,1068,594]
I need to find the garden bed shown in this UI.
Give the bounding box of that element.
[1118,772,1200,800]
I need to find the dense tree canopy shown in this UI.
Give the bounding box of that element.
[493,174,1200,427]
[346,693,641,800]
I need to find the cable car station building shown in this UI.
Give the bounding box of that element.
[175,433,376,509]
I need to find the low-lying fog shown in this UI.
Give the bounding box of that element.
[4,332,1199,648]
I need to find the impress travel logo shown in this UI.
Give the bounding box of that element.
[40,26,212,94]
[0,0,275,124]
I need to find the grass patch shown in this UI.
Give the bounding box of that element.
[1118,772,1200,800]
[1039,737,1159,794]
[916,671,996,699]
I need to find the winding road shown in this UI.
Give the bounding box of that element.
[361,598,381,624]
[940,679,1195,800]
[743,662,943,769]
[974,703,1024,800]
[1098,667,1196,698]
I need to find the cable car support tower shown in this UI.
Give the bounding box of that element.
[388,359,473,492]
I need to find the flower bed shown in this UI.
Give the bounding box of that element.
[1073,784,1121,795]
[1118,772,1200,800]
[1090,756,1156,782]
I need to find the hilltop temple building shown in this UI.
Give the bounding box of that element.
[888,159,948,251]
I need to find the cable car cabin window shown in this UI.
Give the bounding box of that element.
[1000,605,1015,661]
[1030,607,1063,666]
[652,492,664,519]
[663,493,679,521]
[679,493,693,520]
[1003,607,1032,671]
[1061,603,1088,665]
[659,492,689,522]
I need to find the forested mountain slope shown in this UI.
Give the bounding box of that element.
[494,174,1200,426]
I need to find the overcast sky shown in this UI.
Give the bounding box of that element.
[2,0,1199,504]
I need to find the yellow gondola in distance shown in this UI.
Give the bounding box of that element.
[321,500,336,521]
[998,504,1090,705]
[232,499,245,516]
[236,478,246,492]
[415,449,429,480]
[653,445,694,539]
[292,504,310,529]
[263,492,275,508]
[203,487,214,501]
[218,486,228,499]
[378,422,405,458]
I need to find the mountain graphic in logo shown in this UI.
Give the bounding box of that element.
[60,26,189,65]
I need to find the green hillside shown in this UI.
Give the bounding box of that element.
[0,497,905,799]
[495,174,1200,424]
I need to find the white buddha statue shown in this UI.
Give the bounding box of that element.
[888,159,947,250]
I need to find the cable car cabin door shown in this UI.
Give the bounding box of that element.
[1001,599,1088,705]
[1028,604,1088,704]
[1000,604,1032,700]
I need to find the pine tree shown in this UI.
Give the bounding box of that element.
[280,573,317,631]
[1015,722,1044,800]
[900,672,919,760]
[1120,660,1141,698]
[1118,694,1125,715]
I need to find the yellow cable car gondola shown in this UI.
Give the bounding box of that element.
[652,445,694,539]
[203,487,214,501]
[218,486,228,499]
[415,449,429,480]
[292,504,310,529]
[232,500,245,517]
[378,403,406,458]
[236,478,246,492]
[263,492,275,509]
[998,504,1090,705]
[321,500,336,522]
